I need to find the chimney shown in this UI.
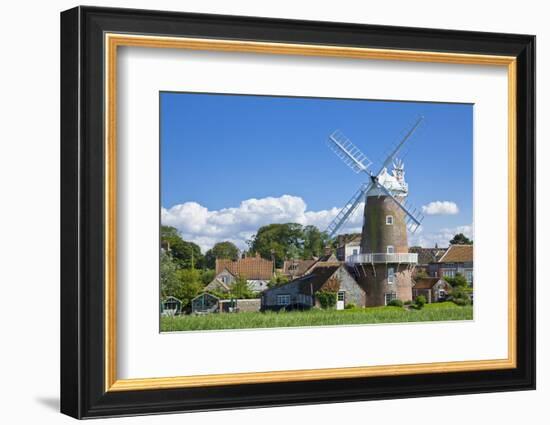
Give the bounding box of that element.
[324,246,332,256]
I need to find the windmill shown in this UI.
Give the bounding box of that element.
[326,116,424,239]
[325,116,425,306]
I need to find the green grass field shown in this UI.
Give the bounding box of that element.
[160,302,473,332]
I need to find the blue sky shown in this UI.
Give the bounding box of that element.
[160,92,473,251]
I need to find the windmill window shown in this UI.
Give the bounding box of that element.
[386,215,394,225]
[385,293,397,305]
[387,267,395,284]
[387,245,395,254]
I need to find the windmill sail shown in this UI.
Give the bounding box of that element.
[326,183,371,237]
[327,130,372,174]
[374,181,424,233]
[376,116,424,175]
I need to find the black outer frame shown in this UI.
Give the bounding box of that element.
[60,6,535,419]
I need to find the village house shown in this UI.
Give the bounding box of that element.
[412,277,453,303]
[335,233,361,261]
[282,259,317,280]
[262,262,365,310]
[209,253,274,292]
[317,252,340,263]
[204,268,235,293]
[429,244,474,284]
[409,246,447,276]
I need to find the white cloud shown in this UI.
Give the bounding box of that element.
[162,195,364,252]
[421,201,459,215]
[409,224,473,248]
[162,195,473,252]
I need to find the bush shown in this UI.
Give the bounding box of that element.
[387,299,404,307]
[230,276,256,299]
[444,273,469,288]
[415,295,427,309]
[268,271,289,288]
[345,302,357,310]
[453,298,468,306]
[316,290,337,309]
[449,285,472,306]
[404,300,413,305]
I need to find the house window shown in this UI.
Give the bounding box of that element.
[386,215,394,225]
[438,289,446,300]
[387,245,394,254]
[464,270,473,284]
[352,248,359,255]
[277,294,290,306]
[337,291,345,302]
[385,293,396,305]
[443,269,456,278]
[387,267,395,284]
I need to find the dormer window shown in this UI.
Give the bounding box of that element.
[386,215,394,225]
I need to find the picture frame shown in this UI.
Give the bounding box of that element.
[60,5,535,419]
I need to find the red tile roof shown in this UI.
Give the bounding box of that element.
[216,254,273,280]
[439,244,473,263]
[413,277,441,289]
[282,259,317,277]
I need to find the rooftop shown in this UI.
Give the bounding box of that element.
[282,259,317,277]
[409,246,448,264]
[269,264,349,296]
[413,277,441,289]
[216,254,273,280]
[438,244,473,263]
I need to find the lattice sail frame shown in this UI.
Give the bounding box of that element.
[325,116,425,237]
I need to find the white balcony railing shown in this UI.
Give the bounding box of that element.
[346,253,418,264]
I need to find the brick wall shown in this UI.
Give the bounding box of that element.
[361,195,409,254]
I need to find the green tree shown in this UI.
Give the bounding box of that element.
[444,272,468,287]
[204,241,240,269]
[160,225,204,269]
[160,251,180,299]
[268,271,289,288]
[449,233,473,245]
[230,276,256,299]
[200,269,216,285]
[302,225,330,259]
[248,223,304,268]
[174,268,204,307]
[414,269,429,279]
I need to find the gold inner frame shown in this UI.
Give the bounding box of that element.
[104,33,517,392]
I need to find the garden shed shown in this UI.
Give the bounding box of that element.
[191,292,220,314]
[161,296,182,316]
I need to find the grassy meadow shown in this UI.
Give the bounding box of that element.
[160,302,473,332]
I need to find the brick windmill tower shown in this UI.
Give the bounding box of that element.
[325,117,424,306]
